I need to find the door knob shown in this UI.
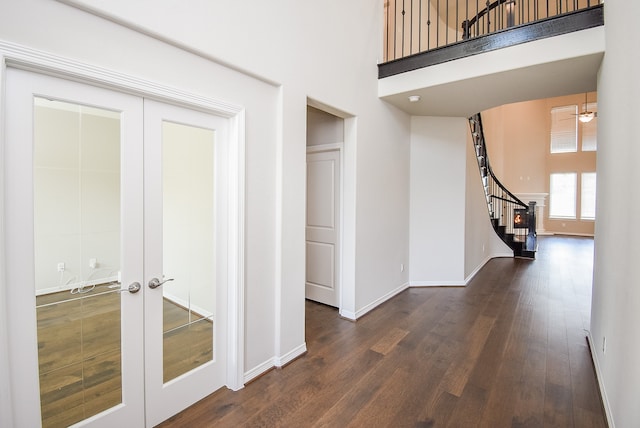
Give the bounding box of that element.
[119,282,141,294]
[148,277,174,289]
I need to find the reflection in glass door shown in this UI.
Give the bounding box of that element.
[161,121,215,383]
[33,99,123,427]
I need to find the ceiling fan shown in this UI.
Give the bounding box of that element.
[577,92,597,123]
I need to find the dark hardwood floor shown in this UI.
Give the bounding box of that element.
[36,286,212,428]
[158,236,606,427]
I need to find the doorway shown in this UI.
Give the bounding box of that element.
[3,67,242,427]
[305,106,344,308]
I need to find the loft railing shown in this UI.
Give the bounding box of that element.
[469,113,537,258]
[383,0,603,62]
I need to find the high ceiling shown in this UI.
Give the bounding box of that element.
[378,26,604,117]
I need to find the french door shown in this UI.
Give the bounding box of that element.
[4,68,230,427]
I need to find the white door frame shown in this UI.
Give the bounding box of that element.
[0,41,246,427]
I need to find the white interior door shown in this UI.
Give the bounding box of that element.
[305,149,341,307]
[5,68,145,428]
[4,68,230,427]
[143,99,228,427]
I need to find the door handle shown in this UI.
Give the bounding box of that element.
[148,277,175,289]
[119,282,141,294]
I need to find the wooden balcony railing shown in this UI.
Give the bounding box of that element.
[383,0,603,63]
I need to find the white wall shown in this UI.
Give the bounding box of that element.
[0,0,413,406]
[591,2,640,427]
[410,117,467,285]
[464,130,504,278]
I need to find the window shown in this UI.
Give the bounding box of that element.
[581,172,597,220]
[550,105,578,153]
[581,102,598,151]
[549,172,577,218]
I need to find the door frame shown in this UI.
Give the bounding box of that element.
[0,41,246,426]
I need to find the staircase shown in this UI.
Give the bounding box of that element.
[469,113,537,259]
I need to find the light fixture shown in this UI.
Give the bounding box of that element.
[408,95,421,103]
[578,92,595,123]
[579,112,595,123]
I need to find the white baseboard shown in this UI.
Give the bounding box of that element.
[548,232,594,237]
[274,343,307,367]
[339,308,357,320]
[409,253,514,289]
[410,280,465,287]
[36,275,119,296]
[243,343,307,384]
[351,282,409,319]
[243,358,276,384]
[491,251,515,259]
[464,255,492,284]
[586,332,615,428]
[163,292,212,319]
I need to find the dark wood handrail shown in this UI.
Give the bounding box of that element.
[469,112,537,257]
[473,113,527,208]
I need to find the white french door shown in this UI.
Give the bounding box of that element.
[4,67,230,427]
[142,99,229,427]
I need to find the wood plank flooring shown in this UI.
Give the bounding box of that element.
[36,286,212,428]
[158,236,606,428]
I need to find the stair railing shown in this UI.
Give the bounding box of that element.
[383,0,603,62]
[462,0,516,40]
[469,113,537,258]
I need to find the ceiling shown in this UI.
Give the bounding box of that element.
[378,27,605,117]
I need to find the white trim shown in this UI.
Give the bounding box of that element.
[410,280,466,287]
[242,342,307,384]
[162,293,213,321]
[243,359,277,384]
[305,98,357,318]
[55,0,281,88]
[0,47,13,428]
[548,232,594,237]
[225,108,246,392]
[275,343,307,367]
[348,282,410,320]
[409,253,513,288]
[306,142,344,153]
[339,308,357,320]
[273,86,283,378]
[586,333,615,428]
[464,256,492,284]
[0,40,243,117]
[0,41,246,404]
[491,251,516,259]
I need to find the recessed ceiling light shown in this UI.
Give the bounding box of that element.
[408,95,421,103]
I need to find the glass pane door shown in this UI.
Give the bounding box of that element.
[4,68,145,428]
[5,67,233,428]
[143,100,228,427]
[33,98,123,427]
[161,121,215,383]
